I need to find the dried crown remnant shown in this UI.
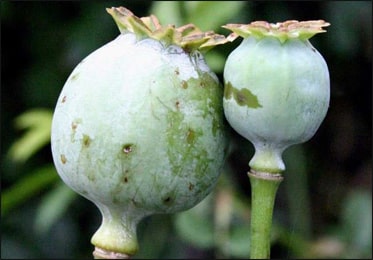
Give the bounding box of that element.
[106,6,232,53]
[223,20,330,43]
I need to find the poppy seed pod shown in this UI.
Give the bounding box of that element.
[222,20,330,173]
[51,7,229,258]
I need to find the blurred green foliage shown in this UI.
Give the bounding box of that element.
[1,1,371,259]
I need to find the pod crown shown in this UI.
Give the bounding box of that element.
[223,20,330,43]
[107,6,232,53]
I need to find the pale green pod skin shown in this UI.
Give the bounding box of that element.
[223,36,330,172]
[51,32,228,255]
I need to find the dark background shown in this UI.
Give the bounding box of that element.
[1,1,372,259]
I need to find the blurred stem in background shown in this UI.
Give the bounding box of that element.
[284,145,312,240]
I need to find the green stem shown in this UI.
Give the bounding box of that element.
[248,171,283,259]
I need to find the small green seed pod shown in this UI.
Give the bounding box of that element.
[51,7,229,258]
[222,20,330,173]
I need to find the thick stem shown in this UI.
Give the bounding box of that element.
[90,204,144,259]
[248,170,283,259]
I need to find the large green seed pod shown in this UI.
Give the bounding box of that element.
[51,7,229,258]
[222,20,330,173]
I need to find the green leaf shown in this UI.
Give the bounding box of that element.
[227,223,251,258]
[135,214,173,259]
[34,182,77,234]
[1,164,59,216]
[7,109,53,163]
[151,1,245,32]
[341,190,372,256]
[204,51,226,74]
[184,1,246,31]
[174,193,215,248]
[150,1,185,27]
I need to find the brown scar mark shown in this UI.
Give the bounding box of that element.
[71,122,78,130]
[71,72,79,81]
[181,80,188,89]
[60,154,67,164]
[122,143,134,154]
[82,134,91,147]
[71,118,82,130]
[186,128,195,144]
